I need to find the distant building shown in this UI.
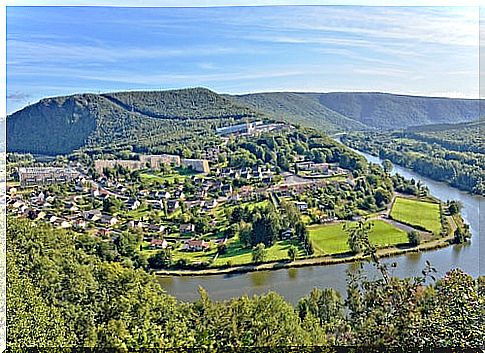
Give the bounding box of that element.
[180,223,195,234]
[216,121,261,135]
[94,159,144,174]
[139,154,181,168]
[181,158,210,173]
[294,201,308,212]
[95,154,184,174]
[182,239,210,251]
[18,167,79,187]
[150,238,168,249]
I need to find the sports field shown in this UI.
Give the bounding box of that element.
[308,220,408,255]
[390,197,441,235]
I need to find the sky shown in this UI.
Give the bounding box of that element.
[6,5,480,114]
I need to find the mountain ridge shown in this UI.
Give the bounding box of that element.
[7,87,481,155]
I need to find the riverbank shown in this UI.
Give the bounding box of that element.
[155,232,456,277]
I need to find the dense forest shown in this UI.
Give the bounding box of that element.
[341,122,485,195]
[6,88,262,155]
[7,88,481,155]
[228,92,367,132]
[8,217,484,349]
[233,91,480,130]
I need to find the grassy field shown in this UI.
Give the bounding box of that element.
[140,167,199,185]
[309,220,409,255]
[213,239,304,266]
[390,197,441,234]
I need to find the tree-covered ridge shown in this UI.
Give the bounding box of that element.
[229,92,367,132]
[313,92,480,129]
[7,88,262,155]
[342,126,485,195]
[7,87,482,156]
[8,218,485,348]
[406,120,484,154]
[104,88,259,120]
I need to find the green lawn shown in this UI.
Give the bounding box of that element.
[213,238,304,266]
[390,197,441,234]
[140,167,199,185]
[309,220,409,255]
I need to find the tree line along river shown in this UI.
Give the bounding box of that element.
[157,146,484,305]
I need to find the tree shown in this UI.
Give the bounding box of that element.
[251,207,281,247]
[252,243,267,263]
[344,218,374,255]
[297,288,344,327]
[407,230,421,246]
[453,227,470,244]
[225,223,239,239]
[374,188,392,208]
[287,245,298,261]
[447,200,463,215]
[382,159,393,174]
[238,221,253,247]
[148,249,172,269]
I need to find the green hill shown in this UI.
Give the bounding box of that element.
[228,92,367,132]
[7,88,481,155]
[312,92,480,129]
[7,88,262,155]
[404,119,484,154]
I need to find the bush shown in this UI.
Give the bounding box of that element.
[407,230,421,246]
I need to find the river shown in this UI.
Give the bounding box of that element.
[158,148,483,304]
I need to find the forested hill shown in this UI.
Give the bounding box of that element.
[7,87,481,155]
[7,88,262,155]
[234,92,480,130]
[228,92,367,132]
[102,88,257,119]
[311,92,480,129]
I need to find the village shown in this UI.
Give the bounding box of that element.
[6,145,358,267]
[6,121,456,270]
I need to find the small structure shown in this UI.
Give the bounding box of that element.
[100,215,118,226]
[126,198,141,210]
[182,239,210,251]
[147,224,165,233]
[281,229,293,240]
[128,220,145,229]
[73,218,87,229]
[180,223,195,235]
[167,200,180,212]
[84,209,102,222]
[294,201,308,212]
[150,238,169,249]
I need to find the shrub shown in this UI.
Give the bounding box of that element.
[407,230,421,246]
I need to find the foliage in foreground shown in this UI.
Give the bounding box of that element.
[7,218,485,349]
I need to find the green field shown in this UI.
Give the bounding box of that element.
[213,239,304,266]
[309,220,408,255]
[390,197,441,234]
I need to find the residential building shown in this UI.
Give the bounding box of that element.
[182,239,210,251]
[18,167,79,187]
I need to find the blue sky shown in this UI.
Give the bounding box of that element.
[6,5,479,113]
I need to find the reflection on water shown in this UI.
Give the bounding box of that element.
[405,251,422,265]
[249,271,271,287]
[288,267,298,279]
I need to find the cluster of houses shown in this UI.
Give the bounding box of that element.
[295,162,348,177]
[215,165,275,182]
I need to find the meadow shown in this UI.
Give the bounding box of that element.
[390,197,441,235]
[308,220,409,255]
